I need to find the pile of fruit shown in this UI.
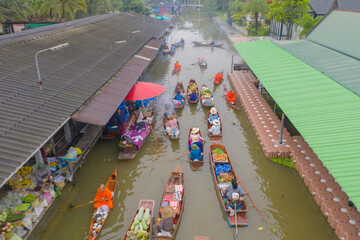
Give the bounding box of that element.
[19,179,32,189]
[15,203,31,212]
[0,210,8,223]
[213,151,228,163]
[218,172,234,183]
[0,222,13,235]
[126,207,151,240]
[17,166,32,176]
[23,194,37,203]
[8,175,23,186]
[6,212,24,223]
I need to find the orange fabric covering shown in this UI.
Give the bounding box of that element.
[214,73,223,84]
[226,91,236,103]
[94,187,113,209]
[174,62,181,70]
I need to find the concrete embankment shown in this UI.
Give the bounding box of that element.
[229,70,360,240]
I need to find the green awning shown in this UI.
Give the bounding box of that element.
[234,40,360,207]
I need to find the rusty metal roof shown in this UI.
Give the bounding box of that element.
[72,39,163,125]
[0,13,170,187]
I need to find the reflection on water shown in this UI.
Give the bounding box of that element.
[30,9,336,240]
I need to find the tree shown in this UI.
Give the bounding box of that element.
[202,0,218,13]
[296,14,322,38]
[267,0,310,40]
[245,0,269,34]
[230,0,245,24]
[123,0,146,13]
[0,0,33,22]
[40,0,87,20]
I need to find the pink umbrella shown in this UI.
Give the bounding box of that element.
[125,82,165,100]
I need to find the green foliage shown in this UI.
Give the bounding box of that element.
[230,0,245,23]
[0,0,33,22]
[123,0,146,13]
[267,0,310,39]
[246,21,269,36]
[270,158,295,168]
[202,0,218,13]
[296,14,322,38]
[39,0,87,20]
[244,0,269,34]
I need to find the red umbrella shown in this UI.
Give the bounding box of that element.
[125,82,165,101]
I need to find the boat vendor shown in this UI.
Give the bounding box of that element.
[189,136,203,151]
[189,128,205,143]
[226,179,246,201]
[174,61,181,71]
[35,163,54,188]
[210,40,215,45]
[173,90,185,104]
[214,72,223,85]
[189,88,198,102]
[226,90,237,105]
[164,104,175,119]
[170,45,176,51]
[90,184,113,210]
[164,44,169,50]
[180,38,185,44]
[208,107,219,124]
[157,206,174,237]
[202,93,213,107]
[209,119,221,135]
[165,116,179,138]
[189,144,203,161]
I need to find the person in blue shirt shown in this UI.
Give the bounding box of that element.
[189,144,203,161]
[189,89,198,102]
[208,107,219,124]
[173,90,185,104]
[170,45,176,51]
[189,136,203,152]
[180,38,185,44]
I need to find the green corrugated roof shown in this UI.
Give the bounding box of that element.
[307,10,360,61]
[276,40,360,96]
[234,40,360,208]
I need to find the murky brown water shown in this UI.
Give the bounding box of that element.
[30,10,337,240]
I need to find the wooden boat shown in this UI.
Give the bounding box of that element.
[192,41,224,47]
[118,101,156,159]
[198,58,207,68]
[172,82,186,109]
[172,42,184,47]
[209,144,248,227]
[188,128,204,171]
[187,79,199,104]
[223,85,240,110]
[200,84,214,107]
[122,199,155,240]
[163,105,180,140]
[156,166,184,240]
[101,125,120,140]
[207,110,222,142]
[88,168,117,240]
[172,68,181,75]
[213,72,224,86]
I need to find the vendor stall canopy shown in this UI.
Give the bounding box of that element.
[234,40,360,209]
[0,12,170,188]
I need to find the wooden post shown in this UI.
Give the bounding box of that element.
[278,113,285,144]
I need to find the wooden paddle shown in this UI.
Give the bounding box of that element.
[155,123,164,131]
[170,153,188,161]
[237,180,264,218]
[60,201,98,212]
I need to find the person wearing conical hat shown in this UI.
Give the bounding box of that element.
[189,127,205,144]
[209,119,221,135]
[157,206,174,237]
[208,107,219,124]
[189,144,203,162]
[188,135,203,151]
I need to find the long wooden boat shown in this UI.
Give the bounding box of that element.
[200,84,214,107]
[172,42,184,47]
[156,166,184,240]
[209,144,248,227]
[187,79,199,104]
[172,82,186,109]
[207,110,222,142]
[118,102,156,159]
[123,199,155,240]
[163,106,180,140]
[188,128,204,171]
[198,58,207,68]
[223,85,240,110]
[192,41,224,47]
[88,168,117,240]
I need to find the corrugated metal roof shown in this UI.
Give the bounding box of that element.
[72,39,163,125]
[234,40,360,208]
[0,13,170,187]
[276,40,360,96]
[309,0,333,15]
[307,10,360,61]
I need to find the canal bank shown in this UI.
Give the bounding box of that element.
[28,10,337,240]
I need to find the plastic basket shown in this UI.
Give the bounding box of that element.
[54,179,65,189]
[9,182,21,190]
[11,218,24,227]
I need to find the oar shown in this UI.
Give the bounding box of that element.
[155,123,164,131]
[233,203,239,240]
[238,181,264,218]
[170,153,188,161]
[60,201,97,212]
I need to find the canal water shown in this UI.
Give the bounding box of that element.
[30,11,337,240]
